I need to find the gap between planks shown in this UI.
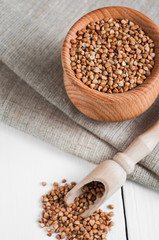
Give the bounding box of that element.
[123,180,159,240]
[121,187,129,240]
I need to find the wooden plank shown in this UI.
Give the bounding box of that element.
[106,188,127,240]
[123,180,159,240]
[0,122,127,240]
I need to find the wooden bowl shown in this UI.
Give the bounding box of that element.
[62,7,159,122]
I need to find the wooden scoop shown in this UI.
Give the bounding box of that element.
[65,121,159,218]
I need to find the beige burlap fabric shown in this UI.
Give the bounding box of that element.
[0,0,159,190]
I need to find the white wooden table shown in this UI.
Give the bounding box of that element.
[0,122,158,240]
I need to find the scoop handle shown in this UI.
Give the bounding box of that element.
[113,121,159,174]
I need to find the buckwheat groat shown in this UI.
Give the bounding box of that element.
[70,18,155,93]
[39,180,114,240]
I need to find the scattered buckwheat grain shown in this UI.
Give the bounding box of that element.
[42,182,47,186]
[70,18,155,93]
[39,180,114,240]
[62,179,66,183]
[108,204,114,210]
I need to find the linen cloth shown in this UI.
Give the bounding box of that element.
[0,0,159,190]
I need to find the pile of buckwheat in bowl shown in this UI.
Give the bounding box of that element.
[39,180,114,240]
[69,18,155,93]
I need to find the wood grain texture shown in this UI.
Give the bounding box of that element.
[62,7,159,122]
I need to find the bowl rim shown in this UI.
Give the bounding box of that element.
[62,6,159,103]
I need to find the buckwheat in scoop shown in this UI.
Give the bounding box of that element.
[39,180,114,239]
[70,18,155,93]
